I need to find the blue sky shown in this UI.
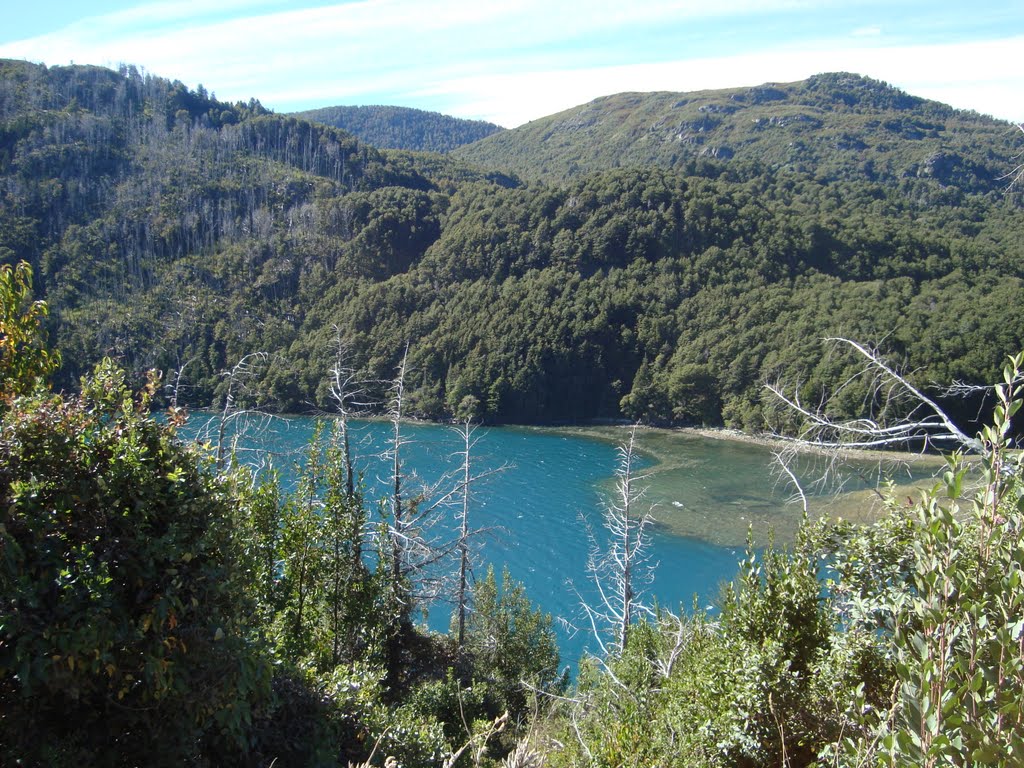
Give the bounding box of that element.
[1,0,1021,127]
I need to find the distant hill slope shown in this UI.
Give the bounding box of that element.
[293,104,503,152]
[454,72,1019,189]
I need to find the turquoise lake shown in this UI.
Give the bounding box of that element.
[183,413,933,671]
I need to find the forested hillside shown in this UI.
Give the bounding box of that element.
[454,72,1019,188]
[1,60,1022,430]
[294,104,503,152]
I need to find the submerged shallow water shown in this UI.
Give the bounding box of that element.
[182,414,935,669]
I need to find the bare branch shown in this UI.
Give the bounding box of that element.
[999,123,1024,190]
[651,611,689,681]
[451,418,512,649]
[166,353,198,410]
[570,424,657,657]
[213,352,271,467]
[826,338,977,450]
[766,338,982,455]
[773,451,808,514]
[379,345,510,611]
[764,337,1005,518]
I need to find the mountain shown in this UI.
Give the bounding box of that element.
[0,59,511,404]
[2,60,1022,430]
[292,104,503,152]
[454,72,1018,190]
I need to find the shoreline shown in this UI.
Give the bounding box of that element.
[177,406,949,466]
[549,421,949,468]
[676,425,952,465]
[180,407,949,481]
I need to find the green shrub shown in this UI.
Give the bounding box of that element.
[0,360,270,765]
[826,354,1024,766]
[0,262,60,405]
[465,566,566,725]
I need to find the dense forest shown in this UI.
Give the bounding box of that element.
[294,104,503,153]
[1,59,1022,435]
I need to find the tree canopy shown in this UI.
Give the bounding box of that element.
[1,60,1021,435]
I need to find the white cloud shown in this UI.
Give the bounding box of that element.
[0,1,562,102]
[0,1,1019,127]
[422,35,1024,127]
[98,0,283,30]
[0,0,854,77]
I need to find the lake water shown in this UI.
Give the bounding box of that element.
[183,413,934,670]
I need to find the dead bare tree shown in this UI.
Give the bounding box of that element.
[324,331,378,667]
[455,417,474,648]
[167,353,197,410]
[381,344,464,606]
[577,423,657,656]
[454,416,477,650]
[385,343,412,607]
[161,292,202,413]
[763,337,1013,506]
[450,409,510,652]
[327,329,374,500]
[215,351,269,467]
[766,338,982,454]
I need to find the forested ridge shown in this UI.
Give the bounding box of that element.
[1,59,1022,433]
[293,104,504,153]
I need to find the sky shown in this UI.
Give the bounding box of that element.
[1,0,1021,128]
